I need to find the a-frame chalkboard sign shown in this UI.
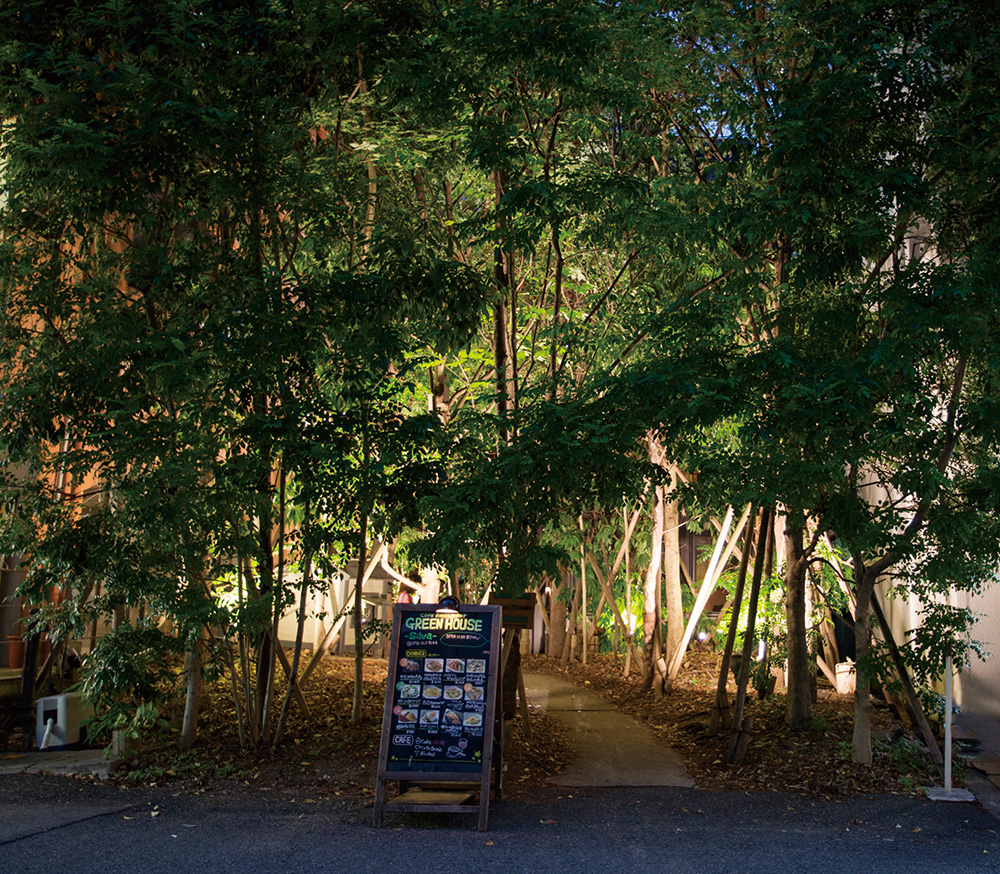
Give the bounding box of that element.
[373,603,502,831]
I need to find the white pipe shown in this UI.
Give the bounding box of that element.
[40,717,54,750]
[944,652,953,793]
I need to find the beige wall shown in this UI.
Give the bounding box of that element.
[880,577,1000,719]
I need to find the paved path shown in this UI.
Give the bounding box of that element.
[523,670,695,788]
[0,748,111,780]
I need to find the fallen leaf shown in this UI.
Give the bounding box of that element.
[540,819,558,824]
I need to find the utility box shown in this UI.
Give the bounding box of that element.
[836,661,856,696]
[36,693,93,751]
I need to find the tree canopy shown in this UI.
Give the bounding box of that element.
[2,0,999,765]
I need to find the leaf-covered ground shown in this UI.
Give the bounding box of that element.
[532,647,946,799]
[105,654,573,804]
[9,645,946,802]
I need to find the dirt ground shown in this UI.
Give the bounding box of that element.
[2,646,947,803]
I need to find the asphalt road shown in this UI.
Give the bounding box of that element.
[2,775,998,874]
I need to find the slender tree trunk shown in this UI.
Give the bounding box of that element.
[275,530,313,746]
[253,473,275,738]
[663,475,683,668]
[260,467,288,745]
[729,508,773,764]
[352,417,372,725]
[493,169,512,442]
[784,519,812,729]
[580,516,588,666]
[549,223,564,399]
[561,572,581,666]
[709,508,756,735]
[430,363,451,425]
[643,483,665,690]
[179,628,206,749]
[852,561,877,765]
[351,511,369,724]
[624,506,632,677]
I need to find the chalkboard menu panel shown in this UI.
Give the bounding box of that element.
[374,603,502,829]
[384,606,497,773]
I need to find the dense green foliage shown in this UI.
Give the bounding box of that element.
[1,0,999,762]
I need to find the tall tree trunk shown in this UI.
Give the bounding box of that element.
[709,508,756,735]
[729,508,772,764]
[179,629,204,749]
[351,510,369,724]
[624,506,633,677]
[352,416,372,725]
[643,483,665,690]
[493,169,512,442]
[663,475,683,668]
[784,519,812,729]
[561,571,581,666]
[852,561,877,765]
[275,528,314,746]
[253,470,275,738]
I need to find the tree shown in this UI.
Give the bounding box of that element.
[0,0,486,745]
[590,0,1000,758]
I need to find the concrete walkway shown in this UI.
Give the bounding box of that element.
[522,670,695,788]
[0,748,111,780]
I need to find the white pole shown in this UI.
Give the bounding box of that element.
[944,651,953,794]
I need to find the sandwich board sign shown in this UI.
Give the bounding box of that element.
[373,603,502,830]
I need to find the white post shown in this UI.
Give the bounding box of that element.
[926,646,973,801]
[944,651,953,794]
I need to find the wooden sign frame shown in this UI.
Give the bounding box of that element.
[373,603,502,831]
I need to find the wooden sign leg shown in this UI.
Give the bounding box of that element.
[373,776,386,827]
